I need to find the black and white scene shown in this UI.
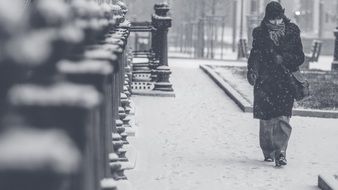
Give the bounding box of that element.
[0,0,337,189]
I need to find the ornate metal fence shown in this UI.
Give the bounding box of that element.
[130,3,174,96]
[0,0,133,189]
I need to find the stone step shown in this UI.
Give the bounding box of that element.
[128,100,136,116]
[125,127,136,137]
[122,145,137,170]
[101,178,134,190]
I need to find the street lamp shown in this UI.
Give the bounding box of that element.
[239,0,244,40]
[247,0,261,49]
[237,0,247,59]
[331,0,338,70]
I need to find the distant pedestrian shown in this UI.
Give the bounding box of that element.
[247,1,305,167]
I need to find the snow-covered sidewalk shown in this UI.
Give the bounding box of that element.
[126,58,338,190]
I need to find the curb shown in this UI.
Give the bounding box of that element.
[132,90,176,97]
[200,64,338,118]
[292,109,338,119]
[200,65,253,113]
[169,56,247,63]
[318,174,338,190]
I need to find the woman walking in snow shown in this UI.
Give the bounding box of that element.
[247,1,305,167]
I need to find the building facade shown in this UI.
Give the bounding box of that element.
[298,0,337,39]
[237,0,337,40]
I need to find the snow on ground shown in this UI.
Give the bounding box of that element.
[126,58,338,190]
[169,48,238,60]
[165,57,247,69]
[310,55,333,71]
[212,66,254,104]
[169,50,334,71]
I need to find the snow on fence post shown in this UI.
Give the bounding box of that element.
[0,126,82,190]
[0,0,133,189]
[57,59,116,181]
[7,82,103,190]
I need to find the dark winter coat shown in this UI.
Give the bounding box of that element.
[247,19,305,120]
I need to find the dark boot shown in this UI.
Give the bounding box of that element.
[275,153,287,167]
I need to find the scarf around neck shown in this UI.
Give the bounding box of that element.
[265,21,285,46]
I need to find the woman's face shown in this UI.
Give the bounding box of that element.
[269,17,283,25]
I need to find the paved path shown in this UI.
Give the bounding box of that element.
[126,58,338,190]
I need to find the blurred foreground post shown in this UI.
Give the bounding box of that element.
[0,127,81,190]
[0,0,135,189]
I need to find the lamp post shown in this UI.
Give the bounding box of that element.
[237,0,247,59]
[239,0,244,42]
[247,0,261,49]
[332,0,338,70]
[232,0,237,52]
[197,0,205,58]
[318,0,324,38]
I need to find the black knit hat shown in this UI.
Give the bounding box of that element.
[264,1,285,20]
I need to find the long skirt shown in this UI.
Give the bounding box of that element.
[259,116,292,159]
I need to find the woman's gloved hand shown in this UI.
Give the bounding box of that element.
[274,54,283,65]
[247,70,257,86]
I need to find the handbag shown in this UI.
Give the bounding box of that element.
[282,66,310,101]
